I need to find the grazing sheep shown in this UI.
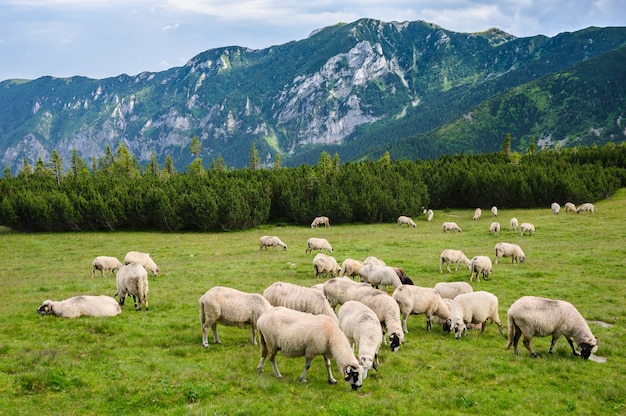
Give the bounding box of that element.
[433,281,473,300]
[551,202,561,214]
[114,263,149,311]
[473,208,482,220]
[489,222,501,236]
[450,291,504,339]
[576,203,595,215]
[509,217,519,231]
[393,267,414,285]
[439,249,472,273]
[520,223,535,237]
[311,216,330,228]
[397,215,416,227]
[505,296,599,359]
[91,256,123,278]
[338,301,383,379]
[358,264,403,291]
[392,285,451,333]
[426,209,434,222]
[124,251,159,276]
[442,222,462,233]
[340,258,363,279]
[494,242,526,264]
[305,237,334,254]
[469,256,492,282]
[259,235,287,251]
[565,202,577,213]
[363,256,385,266]
[263,281,337,321]
[321,277,370,310]
[37,295,121,318]
[313,253,341,279]
[491,206,498,217]
[256,306,363,389]
[199,286,272,348]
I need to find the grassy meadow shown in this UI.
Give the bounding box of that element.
[1,190,625,415]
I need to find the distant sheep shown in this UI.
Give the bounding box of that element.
[392,285,451,332]
[114,263,149,311]
[338,301,383,379]
[489,222,501,236]
[37,295,121,318]
[439,249,471,273]
[363,256,385,266]
[256,306,363,389]
[433,281,473,300]
[491,206,498,217]
[442,221,461,233]
[263,281,337,321]
[340,259,363,279]
[91,256,123,278]
[494,242,526,264]
[426,209,434,222]
[305,237,334,254]
[520,223,535,237]
[506,296,599,359]
[124,251,159,276]
[473,208,482,220]
[199,286,271,348]
[509,217,519,231]
[259,235,287,251]
[576,203,595,215]
[311,216,330,228]
[469,256,492,282]
[551,202,561,214]
[358,263,403,291]
[313,253,341,279]
[397,215,416,227]
[565,202,577,213]
[450,291,504,339]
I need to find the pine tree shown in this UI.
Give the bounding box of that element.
[249,142,260,170]
[49,150,63,185]
[190,135,201,159]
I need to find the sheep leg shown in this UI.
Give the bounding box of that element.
[211,323,221,344]
[299,357,314,383]
[401,314,409,333]
[522,336,537,357]
[250,326,257,345]
[564,337,580,356]
[322,356,337,385]
[426,315,432,331]
[510,326,523,355]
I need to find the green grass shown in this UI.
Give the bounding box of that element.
[1,190,625,415]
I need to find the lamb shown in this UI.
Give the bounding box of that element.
[426,209,434,222]
[363,256,385,266]
[337,301,383,379]
[397,215,416,227]
[313,253,341,279]
[551,202,561,214]
[263,281,337,321]
[339,258,363,279]
[91,256,123,278]
[489,222,501,236]
[442,221,461,233]
[494,242,526,264]
[491,206,498,217]
[358,263,403,291]
[392,285,451,333]
[469,256,492,282]
[259,235,287,251]
[199,286,272,348]
[433,281,473,300]
[576,203,595,215]
[256,306,363,389]
[305,237,333,254]
[37,295,122,318]
[505,296,599,359]
[472,208,482,220]
[123,251,159,276]
[114,263,149,311]
[519,222,535,237]
[439,249,471,273]
[565,202,577,213]
[311,216,330,228]
[509,217,519,231]
[449,291,504,339]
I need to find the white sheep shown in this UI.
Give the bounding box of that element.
[450,291,504,339]
[313,253,341,279]
[37,295,122,318]
[339,258,363,279]
[519,222,535,237]
[124,251,159,276]
[469,256,492,282]
[358,263,403,291]
[363,256,385,266]
[337,301,383,379]
[397,215,416,227]
[256,306,364,389]
[392,285,451,333]
[576,203,595,215]
[439,249,471,273]
[505,296,599,359]
[433,281,473,300]
[491,206,498,217]
[442,221,461,233]
[551,202,561,214]
[114,263,149,311]
[263,281,337,321]
[473,208,482,220]
[259,235,287,251]
[426,209,434,222]
[305,237,334,254]
[565,202,577,213]
[489,222,501,236]
[321,277,370,310]
[509,217,519,231]
[91,256,123,278]
[311,216,330,228]
[494,242,526,264]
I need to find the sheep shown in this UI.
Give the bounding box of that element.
[426,209,434,222]
[489,222,501,236]
[449,291,504,339]
[491,206,498,217]
[337,301,383,379]
[358,263,403,291]
[509,217,519,231]
[442,221,461,233]
[114,263,149,311]
[494,242,526,264]
[263,281,337,321]
[469,256,492,282]
[473,208,482,220]
[393,267,415,285]
[339,258,363,279]
[321,277,370,310]
[551,202,561,214]
[505,296,599,359]
[433,281,473,300]
[305,237,333,254]
[259,235,287,251]
[91,256,123,278]
[520,222,535,237]
[313,253,341,279]
[565,202,577,213]
[363,256,385,266]
[37,295,122,318]
[439,249,471,273]
[577,203,595,215]
[123,251,159,276]
[199,286,272,348]
[397,215,416,227]
[392,285,451,333]
[311,216,330,228]
[256,306,364,389]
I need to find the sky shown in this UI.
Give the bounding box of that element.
[1,0,624,82]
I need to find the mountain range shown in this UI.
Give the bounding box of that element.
[1,18,625,172]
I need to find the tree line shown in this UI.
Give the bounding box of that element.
[1,143,625,232]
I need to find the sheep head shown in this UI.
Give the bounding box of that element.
[579,338,599,359]
[344,365,363,390]
[37,300,54,315]
[389,333,401,352]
